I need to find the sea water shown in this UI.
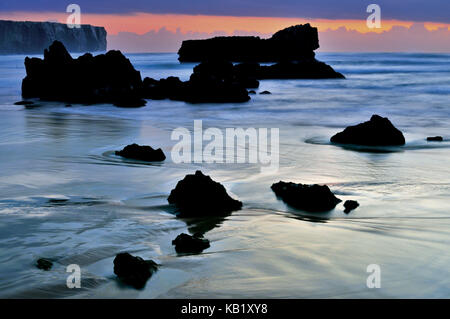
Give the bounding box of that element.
[0,52,449,298]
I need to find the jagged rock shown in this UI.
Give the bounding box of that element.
[168,170,242,216]
[178,24,318,62]
[260,91,271,94]
[141,61,251,103]
[36,258,53,271]
[427,136,443,142]
[141,76,185,100]
[113,252,158,289]
[271,181,341,212]
[0,20,106,55]
[343,200,359,213]
[172,233,210,253]
[22,41,143,106]
[331,115,406,146]
[115,143,166,162]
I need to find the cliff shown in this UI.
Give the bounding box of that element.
[0,20,107,54]
[178,24,319,62]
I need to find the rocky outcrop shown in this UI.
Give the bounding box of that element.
[22,40,145,106]
[343,200,359,213]
[141,61,252,103]
[331,115,406,146]
[36,258,53,271]
[0,20,106,54]
[172,233,210,254]
[113,253,158,289]
[427,136,443,142]
[178,24,318,62]
[115,144,166,162]
[168,170,242,217]
[271,181,341,212]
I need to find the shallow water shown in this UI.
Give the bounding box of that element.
[0,52,449,298]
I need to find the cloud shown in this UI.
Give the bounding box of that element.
[107,23,450,53]
[2,0,450,23]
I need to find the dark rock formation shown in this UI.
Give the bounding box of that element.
[178,24,318,62]
[115,143,166,162]
[178,24,344,80]
[343,200,359,213]
[232,60,344,79]
[427,136,443,142]
[168,170,242,217]
[141,61,251,103]
[14,100,34,105]
[260,91,271,95]
[248,90,256,94]
[36,258,53,271]
[172,233,210,254]
[331,115,406,146]
[113,252,158,289]
[271,181,341,212]
[22,40,144,106]
[0,20,106,54]
[259,60,344,79]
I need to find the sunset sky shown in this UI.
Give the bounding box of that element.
[1,1,449,52]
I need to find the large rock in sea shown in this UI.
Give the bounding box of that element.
[331,115,406,146]
[0,20,106,55]
[168,170,242,217]
[21,40,145,106]
[141,61,251,103]
[115,144,166,162]
[271,181,341,212]
[178,24,318,62]
[113,252,158,289]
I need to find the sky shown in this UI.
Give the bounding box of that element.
[1,1,449,52]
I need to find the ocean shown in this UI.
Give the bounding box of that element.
[0,52,449,298]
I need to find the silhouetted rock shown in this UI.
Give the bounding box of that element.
[259,60,345,79]
[36,258,53,271]
[141,61,251,103]
[260,90,271,94]
[271,181,341,212]
[168,170,242,217]
[113,252,158,289]
[185,61,250,103]
[427,136,443,142]
[22,41,144,106]
[248,90,256,94]
[14,100,34,105]
[115,143,166,162]
[331,115,405,146]
[113,97,147,108]
[172,233,210,253]
[343,200,359,213]
[178,24,318,62]
[141,76,185,100]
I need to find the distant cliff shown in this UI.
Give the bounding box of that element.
[0,20,107,54]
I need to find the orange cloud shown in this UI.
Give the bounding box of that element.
[2,11,448,36]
